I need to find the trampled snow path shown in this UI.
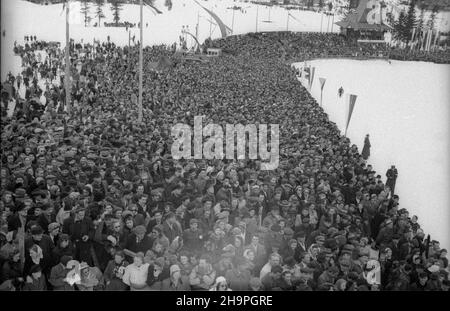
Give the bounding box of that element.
[1,0,339,80]
[293,59,450,252]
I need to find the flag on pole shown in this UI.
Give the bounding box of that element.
[345,94,357,136]
[422,29,428,51]
[309,67,315,89]
[194,0,231,38]
[288,13,301,24]
[143,0,163,14]
[433,31,440,50]
[319,77,326,107]
[427,29,433,51]
[319,78,326,91]
[410,28,416,50]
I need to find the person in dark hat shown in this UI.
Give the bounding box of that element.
[182,218,204,253]
[24,224,54,277]
[48,255,75,291]
[6,198,31,233]
[62,204,95,265]
[23,264,47,291]
[52,233,75,266]
[35,202,55,235]
[361,134,371,160]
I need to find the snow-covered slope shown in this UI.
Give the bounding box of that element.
[293,59,450,252]
[1,0,341,79]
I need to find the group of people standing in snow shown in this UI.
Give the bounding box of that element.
[0,32,448,291]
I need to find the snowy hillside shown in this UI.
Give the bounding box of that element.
[1,0,342,79]
[293,59,450,252]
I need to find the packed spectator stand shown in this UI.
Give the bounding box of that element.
[0,32,449,291]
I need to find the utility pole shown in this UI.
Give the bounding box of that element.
[65,0,71,113]
[138,0,143,122]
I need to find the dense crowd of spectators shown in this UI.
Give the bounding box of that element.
[208,32,450,64]
[0,32,448,291]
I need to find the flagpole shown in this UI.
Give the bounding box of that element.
[209,19,212,38]
[256,5,258,33]
[196,11,200,49]
[286,12,289,31]
[433,31,439,51]
[138,0,143,122]
[320,11,324,33]
[65,0,71,113]
[326,13,330,32]
[232,9,235,34]
[331,12,335,32]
